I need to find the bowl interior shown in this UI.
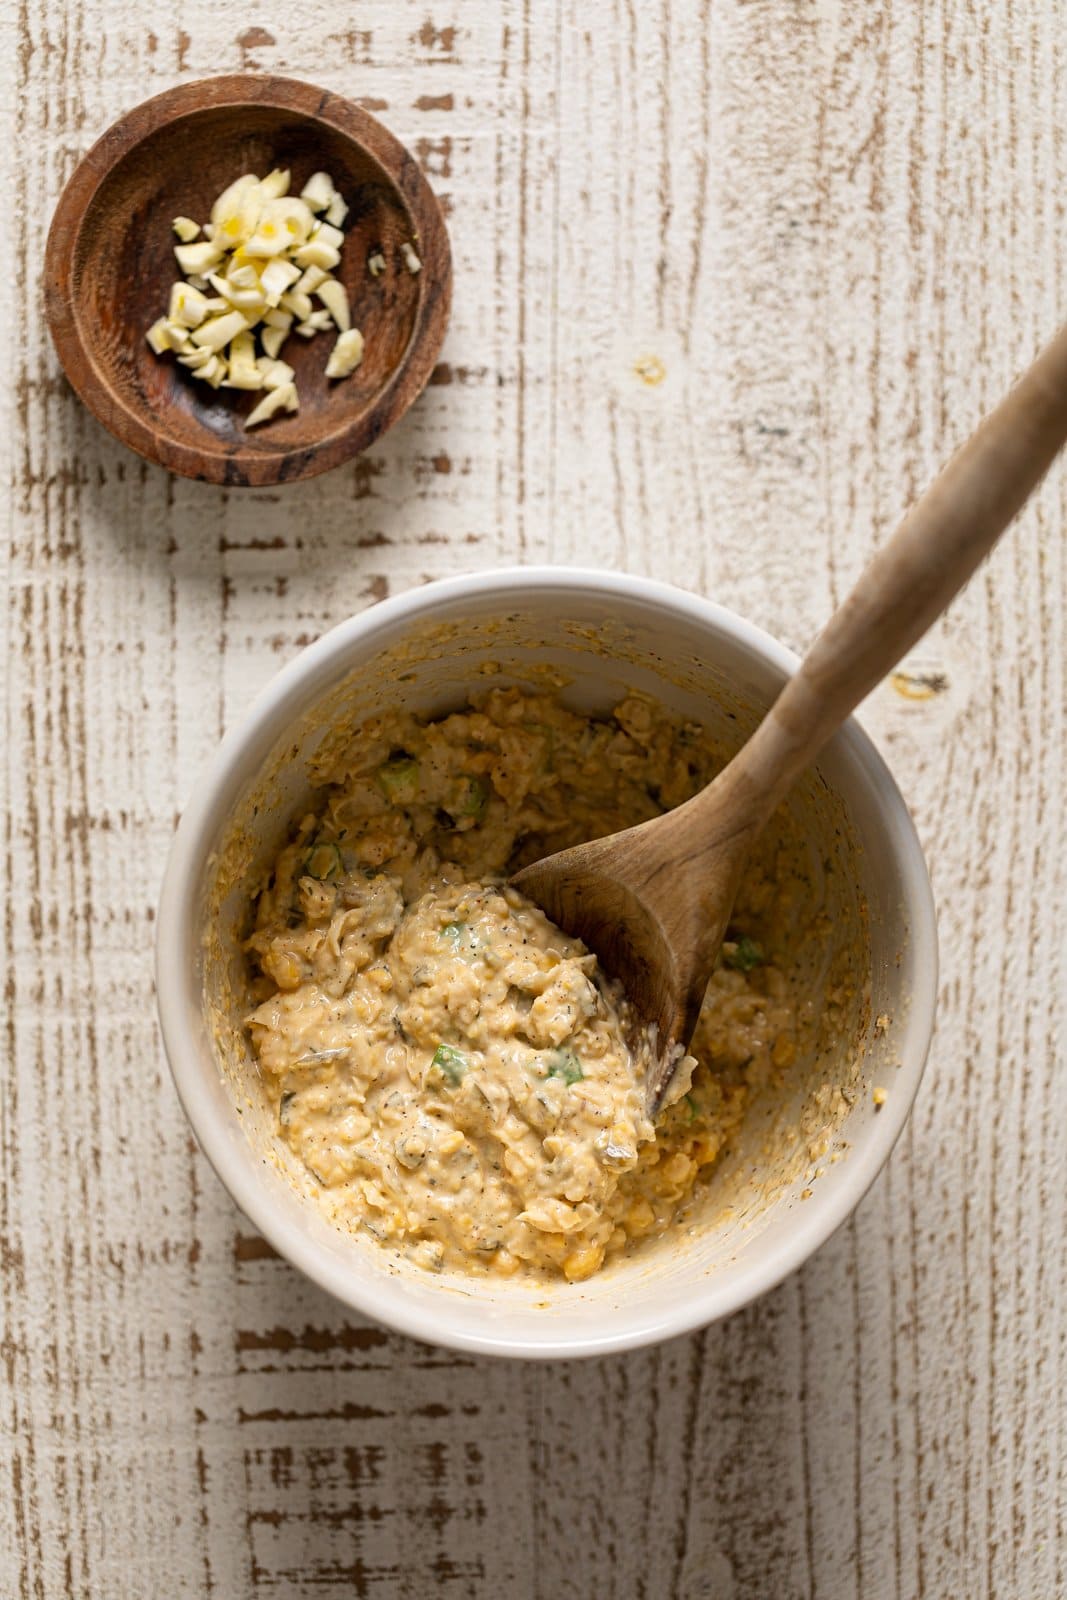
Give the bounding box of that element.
[164,580,934,1355]
[70,103,422,467]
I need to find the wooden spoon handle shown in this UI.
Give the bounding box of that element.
[729,321,1067,816]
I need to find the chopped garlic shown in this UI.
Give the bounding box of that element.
[401,241,422,274]
[146,318,173,354]
[175,240,225,276]
[168,281,210,328]
[211,174,262,247]
[295,310,334,338]
[293,238,340,271]
[192,309,250,351]
[326,328,364,378]
[296,263,328,294]
[224,368,264,391]
[280,289,313,321]
[261,358,295,390]
[311,222,345,252]
[227,330,259,383]
[259,168,291,200]
[259,256,301,304]
[325,194,349,228]
[226,264,261,291]
[300,171,335,212]
[199,354,227,387]
[162,320,193,350]
[316,277,350,331]
[148,167,365,421]
[244,197,315,258]
[368,251,386,277]
[246,383,296,427]
[260,324,287,359]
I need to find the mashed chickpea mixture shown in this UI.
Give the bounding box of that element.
[246,689,798,1282]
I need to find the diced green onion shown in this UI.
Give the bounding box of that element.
[302,840,342,880]
[449,774,488,821]
[376,755,420,805]
[724,935,764,972]
[545,1047,584,1085]
[440,921,466,945]
[431,1043,469,1085]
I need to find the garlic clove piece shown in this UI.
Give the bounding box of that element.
[243,197,315,258]
[259,256,301,305]
[325,194,349,228]
[168,281,210,328]
[315,277,350,332]
[292,240,341,271]
[211,174,263,248]
[279,290,313,321]
[146,318,174,354]
[174,240,226,275]
[296,264,328,294]
[191,309,251,351]
[261,358,295,390]
[325,327,364,378]
[245,383,296,427]
[300,171,335,212]
[260,325,287,359]
[310,221,345,251]
[259,168,291,199]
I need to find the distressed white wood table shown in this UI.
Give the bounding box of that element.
[3,3,1064,1595]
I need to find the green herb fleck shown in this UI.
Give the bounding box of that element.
[545,1047,584,1086]
[724,935,764,972]
[440,921,466,946]
[302,841,342,880]
[376,755,420,805]
[431,1043,470,1085]
[684,1093,700,1122]
[449,774,488,821]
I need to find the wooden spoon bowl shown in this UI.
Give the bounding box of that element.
[44,75,452,486]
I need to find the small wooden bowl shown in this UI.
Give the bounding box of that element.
[44,75,452,486]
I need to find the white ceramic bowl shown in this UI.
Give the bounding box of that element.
[156,568,937,1359]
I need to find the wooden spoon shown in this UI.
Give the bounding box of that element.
[513,324,1067,1115]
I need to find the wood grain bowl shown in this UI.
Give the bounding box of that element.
[43,75,452,486]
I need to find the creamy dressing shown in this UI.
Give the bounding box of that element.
[245,689,798,1280]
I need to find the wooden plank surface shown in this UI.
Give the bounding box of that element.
[2,1,1064,1595]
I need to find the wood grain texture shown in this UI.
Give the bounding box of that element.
[2,2,1063,1597]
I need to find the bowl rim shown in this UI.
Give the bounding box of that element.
[44,73,452,487]
[156,567,939,1358]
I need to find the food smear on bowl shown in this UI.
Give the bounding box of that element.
[145,167,371,423]
[244,689,800,1282]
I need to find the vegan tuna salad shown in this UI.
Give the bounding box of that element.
[245,688,799,1282]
